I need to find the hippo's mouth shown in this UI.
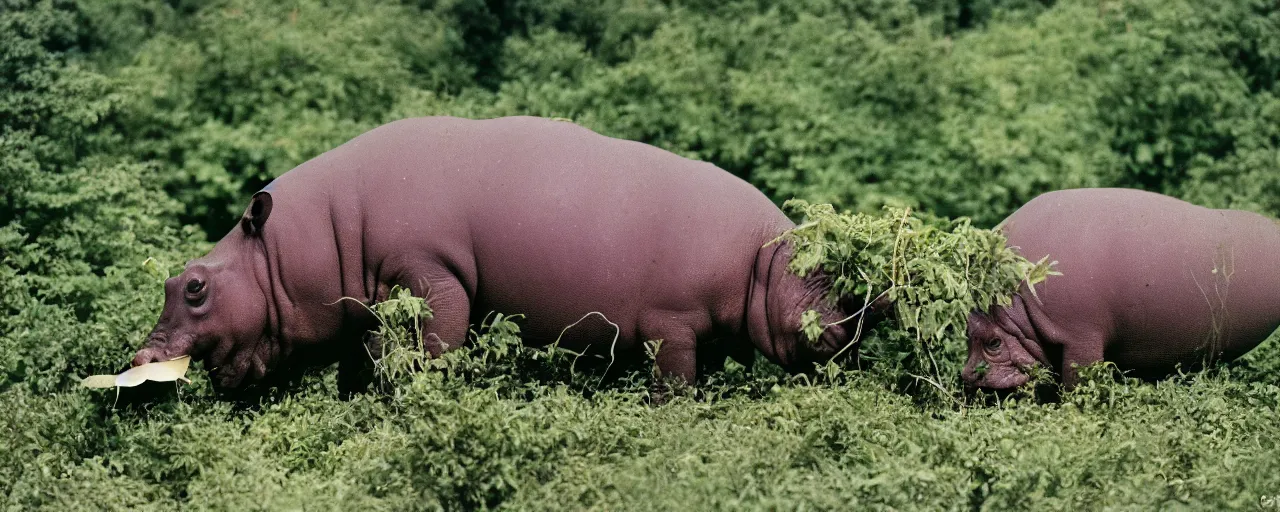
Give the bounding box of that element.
[204,335,281,389]
[133,332,202,368]
[970,367,1032,391]
[134,332,260,388]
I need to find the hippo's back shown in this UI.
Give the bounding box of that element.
[276,116,792,345]
[1001,188,1280,374]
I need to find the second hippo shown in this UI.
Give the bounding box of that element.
[963,188,1280,390]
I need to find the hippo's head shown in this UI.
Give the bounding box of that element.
[961,301,1046,391]
[132,192,280,388]
[748,242,892,370]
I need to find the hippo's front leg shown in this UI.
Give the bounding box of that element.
[1061,334,1105,389]
[639,312,709,386]
[392,270,472,357]
[643,329,695,406]
[337,267,472,394]
[652,335,696,384]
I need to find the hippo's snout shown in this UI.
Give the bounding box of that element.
[959,361,983,385]
[131,332,198,367]
[963,364,1031,391]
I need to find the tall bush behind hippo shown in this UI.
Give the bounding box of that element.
[131,116,887,391]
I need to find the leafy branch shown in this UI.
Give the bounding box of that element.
[780,200,1057,400]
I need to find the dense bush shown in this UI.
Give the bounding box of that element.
[69,0,1280,234]
[3,0,1280,509]
[0,0,204,395]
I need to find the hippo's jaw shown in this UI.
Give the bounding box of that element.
[206,332,283,388]
[134,325,281,388]
[745,242,869,370]
[962,303,1048,391]
[966,359,1033,390]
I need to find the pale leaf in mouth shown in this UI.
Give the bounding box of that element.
[81,356,192,388]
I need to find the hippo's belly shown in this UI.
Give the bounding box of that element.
[1102,242,1280,377]
[466,221,761,351]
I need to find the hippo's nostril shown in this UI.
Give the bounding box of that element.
[131,348,159,367]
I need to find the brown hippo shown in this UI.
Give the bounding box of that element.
[963,188,1280,391]
[132,116,879,391]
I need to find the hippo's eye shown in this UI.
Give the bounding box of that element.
[984,338,1002,352]
[185,279,205,295]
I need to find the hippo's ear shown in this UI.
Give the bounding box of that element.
[240,191,273,237]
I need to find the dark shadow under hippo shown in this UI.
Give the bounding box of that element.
[964,188,1280,391]
[133,116,884,392]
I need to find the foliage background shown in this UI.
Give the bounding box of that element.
[3,0,1280,509]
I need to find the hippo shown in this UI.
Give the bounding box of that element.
[963,188,1280,391]
[132,116,880,391]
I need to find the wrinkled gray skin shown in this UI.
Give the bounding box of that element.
[963,188,1280,391]
[133,116,880,391]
